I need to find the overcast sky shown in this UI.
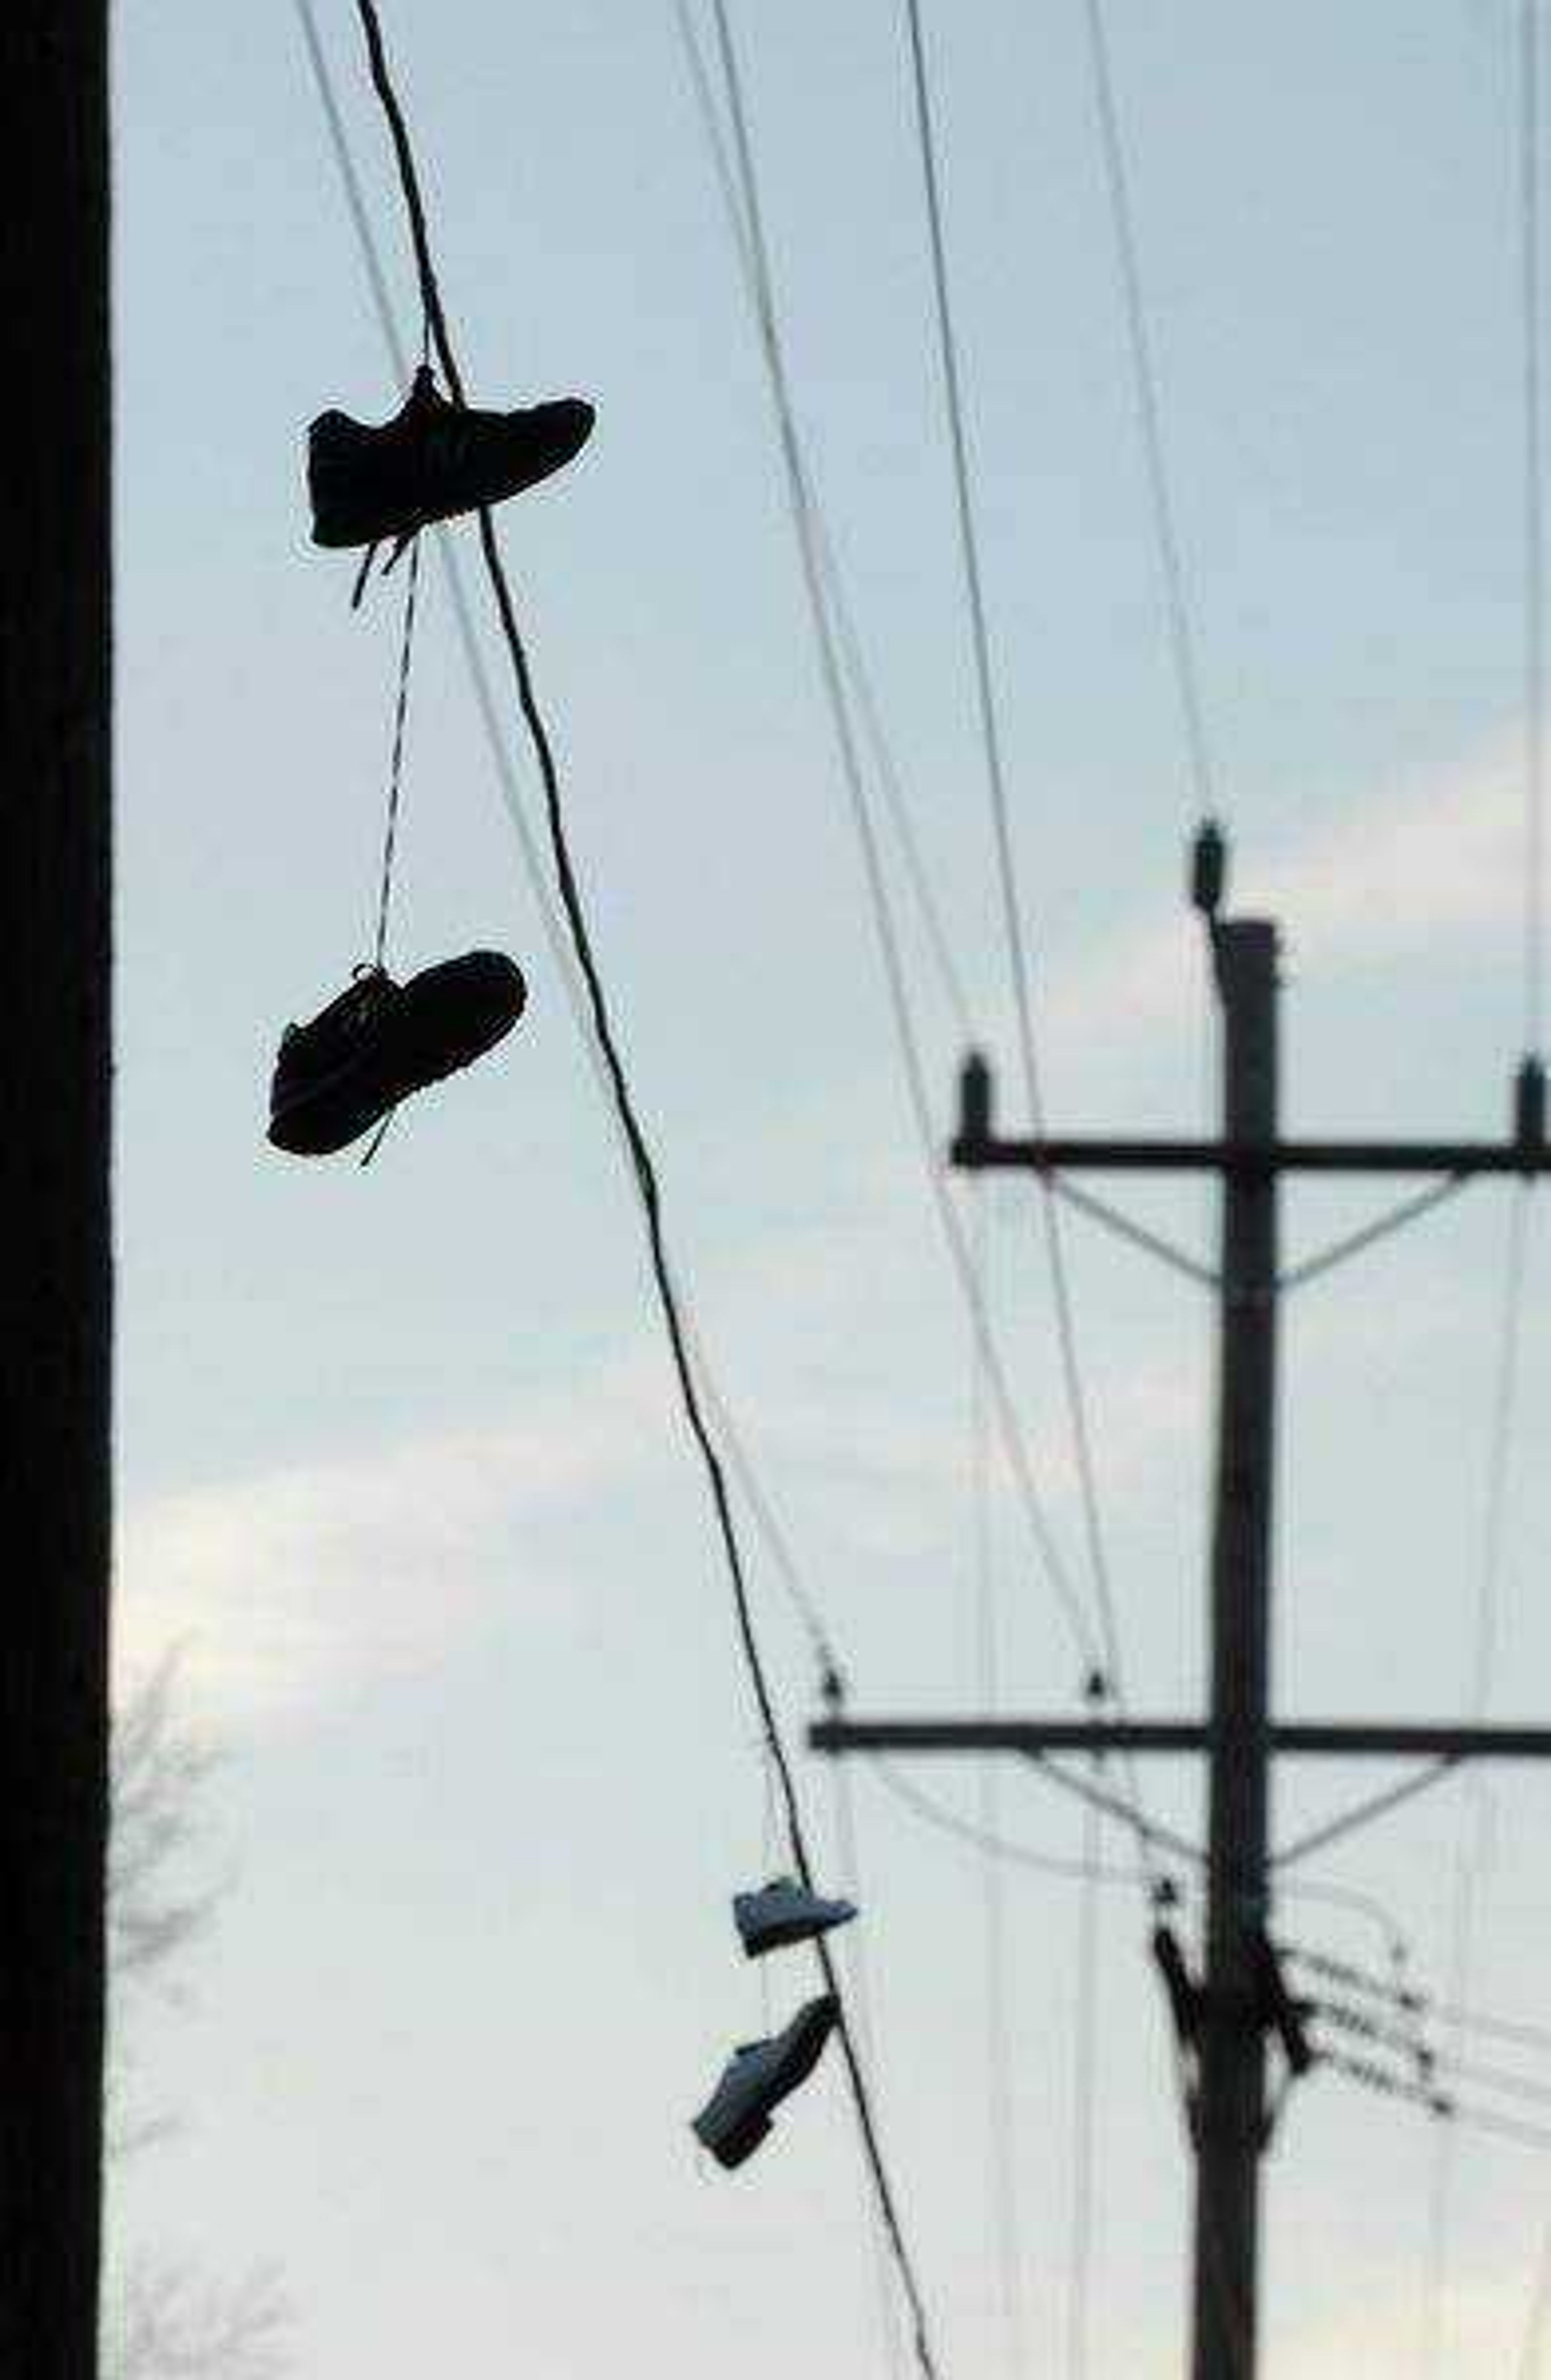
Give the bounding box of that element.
[114,2,1551,2374]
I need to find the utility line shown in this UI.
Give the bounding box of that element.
[1423,13,1548,2303]
[343,7,943,2368]
[1518,2211,1551,2380]
[829,1750,908,2380]
[1068,1766,1102,2380]
[292,0,845,1685]
[670,0,975,1052]
[968,1193,1027,2378]
[872,1755,1160,1894]
[1080,0,1217,820]
[899,0,1131,1730]
[1524,0,1546,1053]
[1423,1187,1535,2380]
[685,0,1103,1678]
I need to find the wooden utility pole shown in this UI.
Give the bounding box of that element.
[0,8,113,2378]
[812,829,1551,2380]
[1191,917,1278,2380]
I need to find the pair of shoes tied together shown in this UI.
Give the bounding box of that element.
[692,1879,857,2171]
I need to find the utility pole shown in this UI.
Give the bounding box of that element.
[811,828,1551,2380]
[1192,913,1277,2380]
[1,8,112,2378]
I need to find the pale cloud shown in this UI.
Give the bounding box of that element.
[117,737,1520,1735]
[114,1358,667,1725]
[1044,733,1521,1057]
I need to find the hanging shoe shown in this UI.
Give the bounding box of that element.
[733,1876,857,1959]
[309,367,595,551]
[691,1993,840,2171]
[267,949,527,1157]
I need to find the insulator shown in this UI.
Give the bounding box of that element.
[1256,1934,1314,2077]
[958,1050,992,1145]
[1190,818,1227,916]
[1515,1054,1546,1148]
[1152,1922,1201,2048]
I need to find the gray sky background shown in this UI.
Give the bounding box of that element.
[114,2,1551,2372]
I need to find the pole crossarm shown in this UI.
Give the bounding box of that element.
[934,952,1551,2380]
[809,1716,1551,1762]
[952,1130,1551,1178]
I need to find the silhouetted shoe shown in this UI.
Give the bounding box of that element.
[309,367,595,550]
[691,1994,840,2170]
[734,1877,857,1959]
[267,949,527,1157]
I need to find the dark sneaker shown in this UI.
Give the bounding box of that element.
[267,949,527,1157]
[734,1876,858,1959]
[308,367,595,550]
[691,1994,840,2170]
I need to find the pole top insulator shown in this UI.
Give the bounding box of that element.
[1515,1052,1546,1151]
[958,1049,993,1146]
[1190,817,1227,918]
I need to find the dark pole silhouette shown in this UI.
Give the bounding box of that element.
[1189,917,1278,2380]
[0,7,112,2376]
[813,828,1551,2380]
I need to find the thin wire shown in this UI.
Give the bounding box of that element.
[968,1191,1026,2378]
[1271,1755,1461,1871]
[872,1756,1158,1893]
[290,50,926,2350]
[1029,1754,1202,1870]
[830,1754,907,2380]
[292,0,847,1685]
[1068,1759,1101,2380]
[1080,0,1217,819]
[1278,1174,1469,1294]
[1284,1942,1551,2072]
[1439,2050,1551,2115]
[1046,1171,1218,1289]
[346,9,942,2369]
[1273,1873,1412,1965]
[899,0,1150,1883]
[371,528,422,966]
[691,0,1102,1679]
[1435,1995,1551,2062]
[1524,0,1546,1052]
[671,0,975,1052]
[1423,1187,1534,2379]
[1518,2214,1551,2380]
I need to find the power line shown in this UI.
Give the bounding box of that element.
[342,6,943,2368]
[668,0,975,1052]
[1423,1187,1535,2379]
[682,0,1104,1678]
[968,1193,1028,2379]
[870,1757,1161,1896]
[1523,0,1546,1053]
[1068,1760,1103,2380]
[1080,0,1217,820]
[829,1746,908,2380]
[291,0,845,1687]
[1421,88,1548,2252]
[1517,2210,1551,2380]
[896,5,1156,1947]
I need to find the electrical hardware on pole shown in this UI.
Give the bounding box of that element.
[810,824,1551,2380]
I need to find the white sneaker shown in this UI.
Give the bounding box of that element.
[733,1876,857,1958]
[691,1993,840,2169]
